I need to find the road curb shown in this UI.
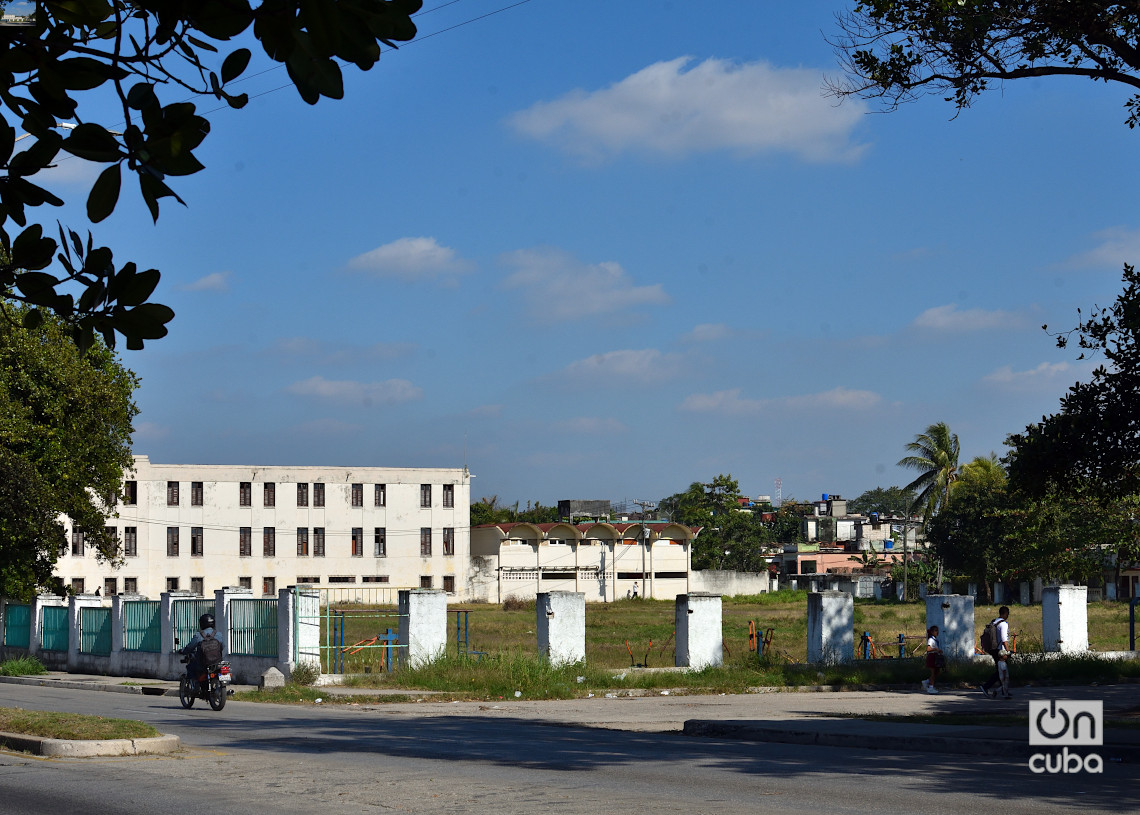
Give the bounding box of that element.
[0,675,176,695]
[0,730,181,757]
[682,720,1140,762]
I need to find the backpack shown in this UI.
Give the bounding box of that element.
[980,619,1001,652]
[199,635,224,665]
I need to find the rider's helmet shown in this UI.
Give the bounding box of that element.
[199,612,215,631]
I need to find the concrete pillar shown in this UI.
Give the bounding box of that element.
[942,582,952,595]
[1043,585,1088,653]
[925,594,975,660]
[108,595,126,675]
[159,591,191,679]
[967,583,977,598]
[398,589,447,668]
[993,582,1005,604]
[1019,581,1031,606]
[279,585,320,677]
[214,585,253,650]
[66,594,103,671]
[675,593,722,670]
[1033,577,1045,604]
[918,583,928,599]
[537,591,585,666]
[1107,582,1118,601]
[873,582,883,601]
[807,591,853,664]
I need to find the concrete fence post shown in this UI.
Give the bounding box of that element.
[159,591,189,679]
[1043,585,1088,653]
[109,594,126,675]
[537,591,585,666]
[925,594,975,660]
[215,585,253,650]
[676,593,723,670]
[277,585,320,678]
[807,591,853,664]
[398,589,447,668]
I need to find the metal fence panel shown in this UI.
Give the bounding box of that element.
[172,599,215,648]
[3,604,30,648]
[123,600,161,652]
[229,599,278,657]
[40,606,68,651]
[80,606,112,655]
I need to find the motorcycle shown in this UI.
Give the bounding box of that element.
[176,640,233,711]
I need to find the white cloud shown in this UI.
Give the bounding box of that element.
[347,237,472,281]
[1063,227,1140,270]
[501,247,668,319]
[180,271,231,292]
[680,386,881,415]
[561,348,682,381]
[912,304,1020,332]
[551,416,627,434]
[286,376,422,406]
[508,57,868,163]
[683,323,730,342]
[981,361,1078,392]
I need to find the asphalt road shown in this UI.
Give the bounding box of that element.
[0,684,1134,814]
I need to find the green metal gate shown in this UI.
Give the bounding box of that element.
[3,604,30,648]
[228,598,278,657]
[305,587,408,674]
[123,600,161,652]
[172,599,215,647]
[80,606,112,655]
[40,606,68,651]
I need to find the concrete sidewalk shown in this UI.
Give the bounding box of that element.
[2,672,1138,761]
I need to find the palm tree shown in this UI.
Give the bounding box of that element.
[898,421,960,521]
[955,452,1007,494]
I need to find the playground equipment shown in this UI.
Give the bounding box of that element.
[454,608,486,660]
[626,638,653,668]
[328,608,399,674]
[748,620,775,657]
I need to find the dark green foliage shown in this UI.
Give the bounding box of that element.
[0,0,422,351]
[848,485,916,517]
[0,303,138,597]
[830,2,1140,129]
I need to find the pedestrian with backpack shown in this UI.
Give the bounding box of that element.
[979,606,1012,699]
[921,625,943,694]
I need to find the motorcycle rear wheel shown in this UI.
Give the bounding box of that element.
[209,683,226,711]
[178,676,195,709]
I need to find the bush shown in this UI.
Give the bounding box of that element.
[501,596,532,612]
[0,656,47,677]
[289,661,320,685]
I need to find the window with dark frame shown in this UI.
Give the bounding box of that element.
[420,484,431,508]
[313,483,325,507]
[191,577,204,596]
[104,577,117,596]
[166,577,179,592]
[167,481,179,506]
[123,480,137,505]
[362,575,389,583]
[166,527,179,557]
[443,527,455,556]
[351,483,363,507]
[314,527,325,557]
[239,527,251,557]
[374,527,386,557]
[419,576,432,589]
[71,530,84,556]
[105,525,116,547]
[239,481,252,506]
[374,483,386,507]
[443,576,455,594]
[351,527,363,557]
[264,482,275,507]
[124,577,137,594]
[297,527,309,556]
[124,527,137,557]
[239,577,252,590]
[71,578,85,594]
[297,483,309,507]
[191,527,203,557]
[191,481,203,506]
[420,527,432,557]
[443,484,454,508]
[263,576,276,596]
[263,527,275,557]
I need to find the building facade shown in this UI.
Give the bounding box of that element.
[57,456,472,599]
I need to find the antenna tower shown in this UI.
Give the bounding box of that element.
[775,478,782,507]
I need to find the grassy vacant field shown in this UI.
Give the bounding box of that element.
[319,592,1135,672]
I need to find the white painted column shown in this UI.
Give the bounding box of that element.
[215,585,253,650]
[675,593,723,670]
[1043,585,1088,653]
[925,594,975,660]
[807,591,854,664]
[109,594,127,675]
[398,589,447,668]
[282,585,321,673]
[1019,581,1031,606]
[537,591,585,666]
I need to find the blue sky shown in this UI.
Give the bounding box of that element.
[37,1,1140,507]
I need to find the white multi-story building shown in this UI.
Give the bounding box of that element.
[57,456,472,599]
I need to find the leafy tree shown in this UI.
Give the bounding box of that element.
[955,453,1007,494]
[1007,264,1140,498]
[0,0,421,351]
[898,421,960,520]
[829,2,1140,129]
[0,302,137,597]
[848,485,916,516]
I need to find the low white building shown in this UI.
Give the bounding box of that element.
[58,456,472,600]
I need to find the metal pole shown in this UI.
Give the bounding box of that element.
[1131,596,1139,651]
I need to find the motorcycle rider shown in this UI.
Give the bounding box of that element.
[180,613,223,690]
